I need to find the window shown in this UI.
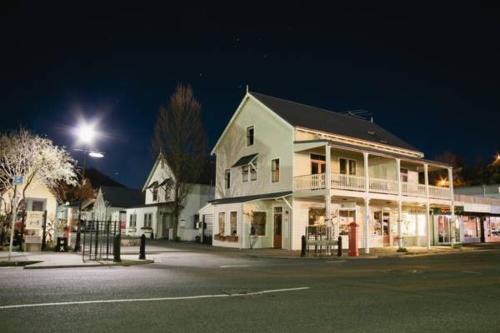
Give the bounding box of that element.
[31,200,44,211]
[242,165,249,182]
[339,158,356,175]
[224,169,231,189]
[193,214,200,229]
[152,186,158,201]
[400,168,408,182]
[218,212,225,235]
[230,211,237,235]
[251,212,266,236]
[144,213,152,228]
[250,160,257,181]
[246,126,254,146]
[271,159,280,183]
[311,154,326,174]
[129,214,136,228]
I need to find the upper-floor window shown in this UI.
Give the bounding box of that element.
[30,200,45,212]
[224,169,231,189]
[242,159,258,182]
[400,168,408,182]
[339,158,356,175]
[152,186,158,201]
[271,158,280,183]
[311,154,326,174]
[246,126,254,146]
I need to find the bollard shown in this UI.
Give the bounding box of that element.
[139,234,146,260]
[337,236,342,257]
[113,234,121,262]
[301,235,306,257]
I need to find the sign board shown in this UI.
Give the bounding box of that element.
[26,211,45,229]
[14,175,23,185]
[432,206,464,215]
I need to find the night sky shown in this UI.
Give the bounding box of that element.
[1,2,499,188]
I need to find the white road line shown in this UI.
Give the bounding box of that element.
[219,264,250,268]
[0,287,310,310]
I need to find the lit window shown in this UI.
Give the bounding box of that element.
[271,158,280,183]
[224,169,231,189]
[230,211,237,235]
[246,126,254,146]
[251,212,266,236]
[218,212,225,235]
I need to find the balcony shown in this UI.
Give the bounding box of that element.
[293,173,451,199]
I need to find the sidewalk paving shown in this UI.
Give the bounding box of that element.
[0,251,153,269]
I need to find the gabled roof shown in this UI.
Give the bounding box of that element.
[100,186,144,208]
[250,92,419,152]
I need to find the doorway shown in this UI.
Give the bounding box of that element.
[273,207,283,249]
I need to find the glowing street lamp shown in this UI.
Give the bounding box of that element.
[72,120,104,252]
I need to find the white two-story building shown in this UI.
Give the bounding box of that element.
[125,153,215,241]
[203,91,456,252]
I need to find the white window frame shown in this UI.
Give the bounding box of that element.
[271,158,280,183]
[246,126,254,146]
[224,169,231,189]
[339,157,357,176]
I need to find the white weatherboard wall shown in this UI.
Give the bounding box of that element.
[213,203,243,248]
[215,96,294,199]
[125,206,158,237]
[144,157,175,205]
[178,184,214,240]
[1,177,58,226]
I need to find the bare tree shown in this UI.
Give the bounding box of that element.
[0,128,76,260]
[152,84,207,239]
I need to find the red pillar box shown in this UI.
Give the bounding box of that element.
[348,222,359,257]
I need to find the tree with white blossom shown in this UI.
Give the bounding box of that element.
[0,128,77,260]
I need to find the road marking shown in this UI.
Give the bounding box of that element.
[219,264,250,268]
[325,260,346,264]
[0,287,310,310]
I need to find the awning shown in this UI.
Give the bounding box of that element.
[232,153,258,168]
[209,191,292,205]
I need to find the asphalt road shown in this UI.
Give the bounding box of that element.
[1,248,500,332]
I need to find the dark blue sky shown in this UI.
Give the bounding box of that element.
[1,2,499,188]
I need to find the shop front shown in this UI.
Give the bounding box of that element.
[484,216,500,242]
[460,215,482,244]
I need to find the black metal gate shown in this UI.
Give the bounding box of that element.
[82,220,118,261]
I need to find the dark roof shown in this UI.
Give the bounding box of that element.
[210,191,292,205]
[232,153,258,168]
[250,92,419,152]
[101,186,144,208]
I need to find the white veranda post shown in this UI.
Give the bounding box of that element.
[424,163,431,249]
[363,152,370,254]
[325,144,332,228]
[396,158,403,249]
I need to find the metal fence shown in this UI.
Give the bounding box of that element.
[82,220,118,262]
[304,225,339,256]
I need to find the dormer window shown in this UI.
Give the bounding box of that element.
[246,126,254,146]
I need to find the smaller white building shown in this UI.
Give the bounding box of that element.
[124,153,215,241]
[93,186,144,223]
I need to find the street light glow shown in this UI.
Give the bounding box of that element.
[89,151,104,158]
[75,122,97,144]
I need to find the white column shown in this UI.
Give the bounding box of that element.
[424,163,431,249]
[396,158,403,249]
[364,198,370,254]
[363,152,370,254]
[325,144,332,227]
[448,167,456,245]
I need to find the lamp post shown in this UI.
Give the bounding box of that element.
[72,122,104,252]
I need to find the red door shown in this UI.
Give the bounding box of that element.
[273,207,283,249]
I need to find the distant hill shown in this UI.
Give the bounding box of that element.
[79,167,124,189]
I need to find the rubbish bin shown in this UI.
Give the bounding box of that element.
[55,237,68,252]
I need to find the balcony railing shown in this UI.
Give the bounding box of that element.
[331,173,365,191]
[293,173,452,200]
[428,185,451,199]
[402,182,427,197]
[369,177,398,194]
